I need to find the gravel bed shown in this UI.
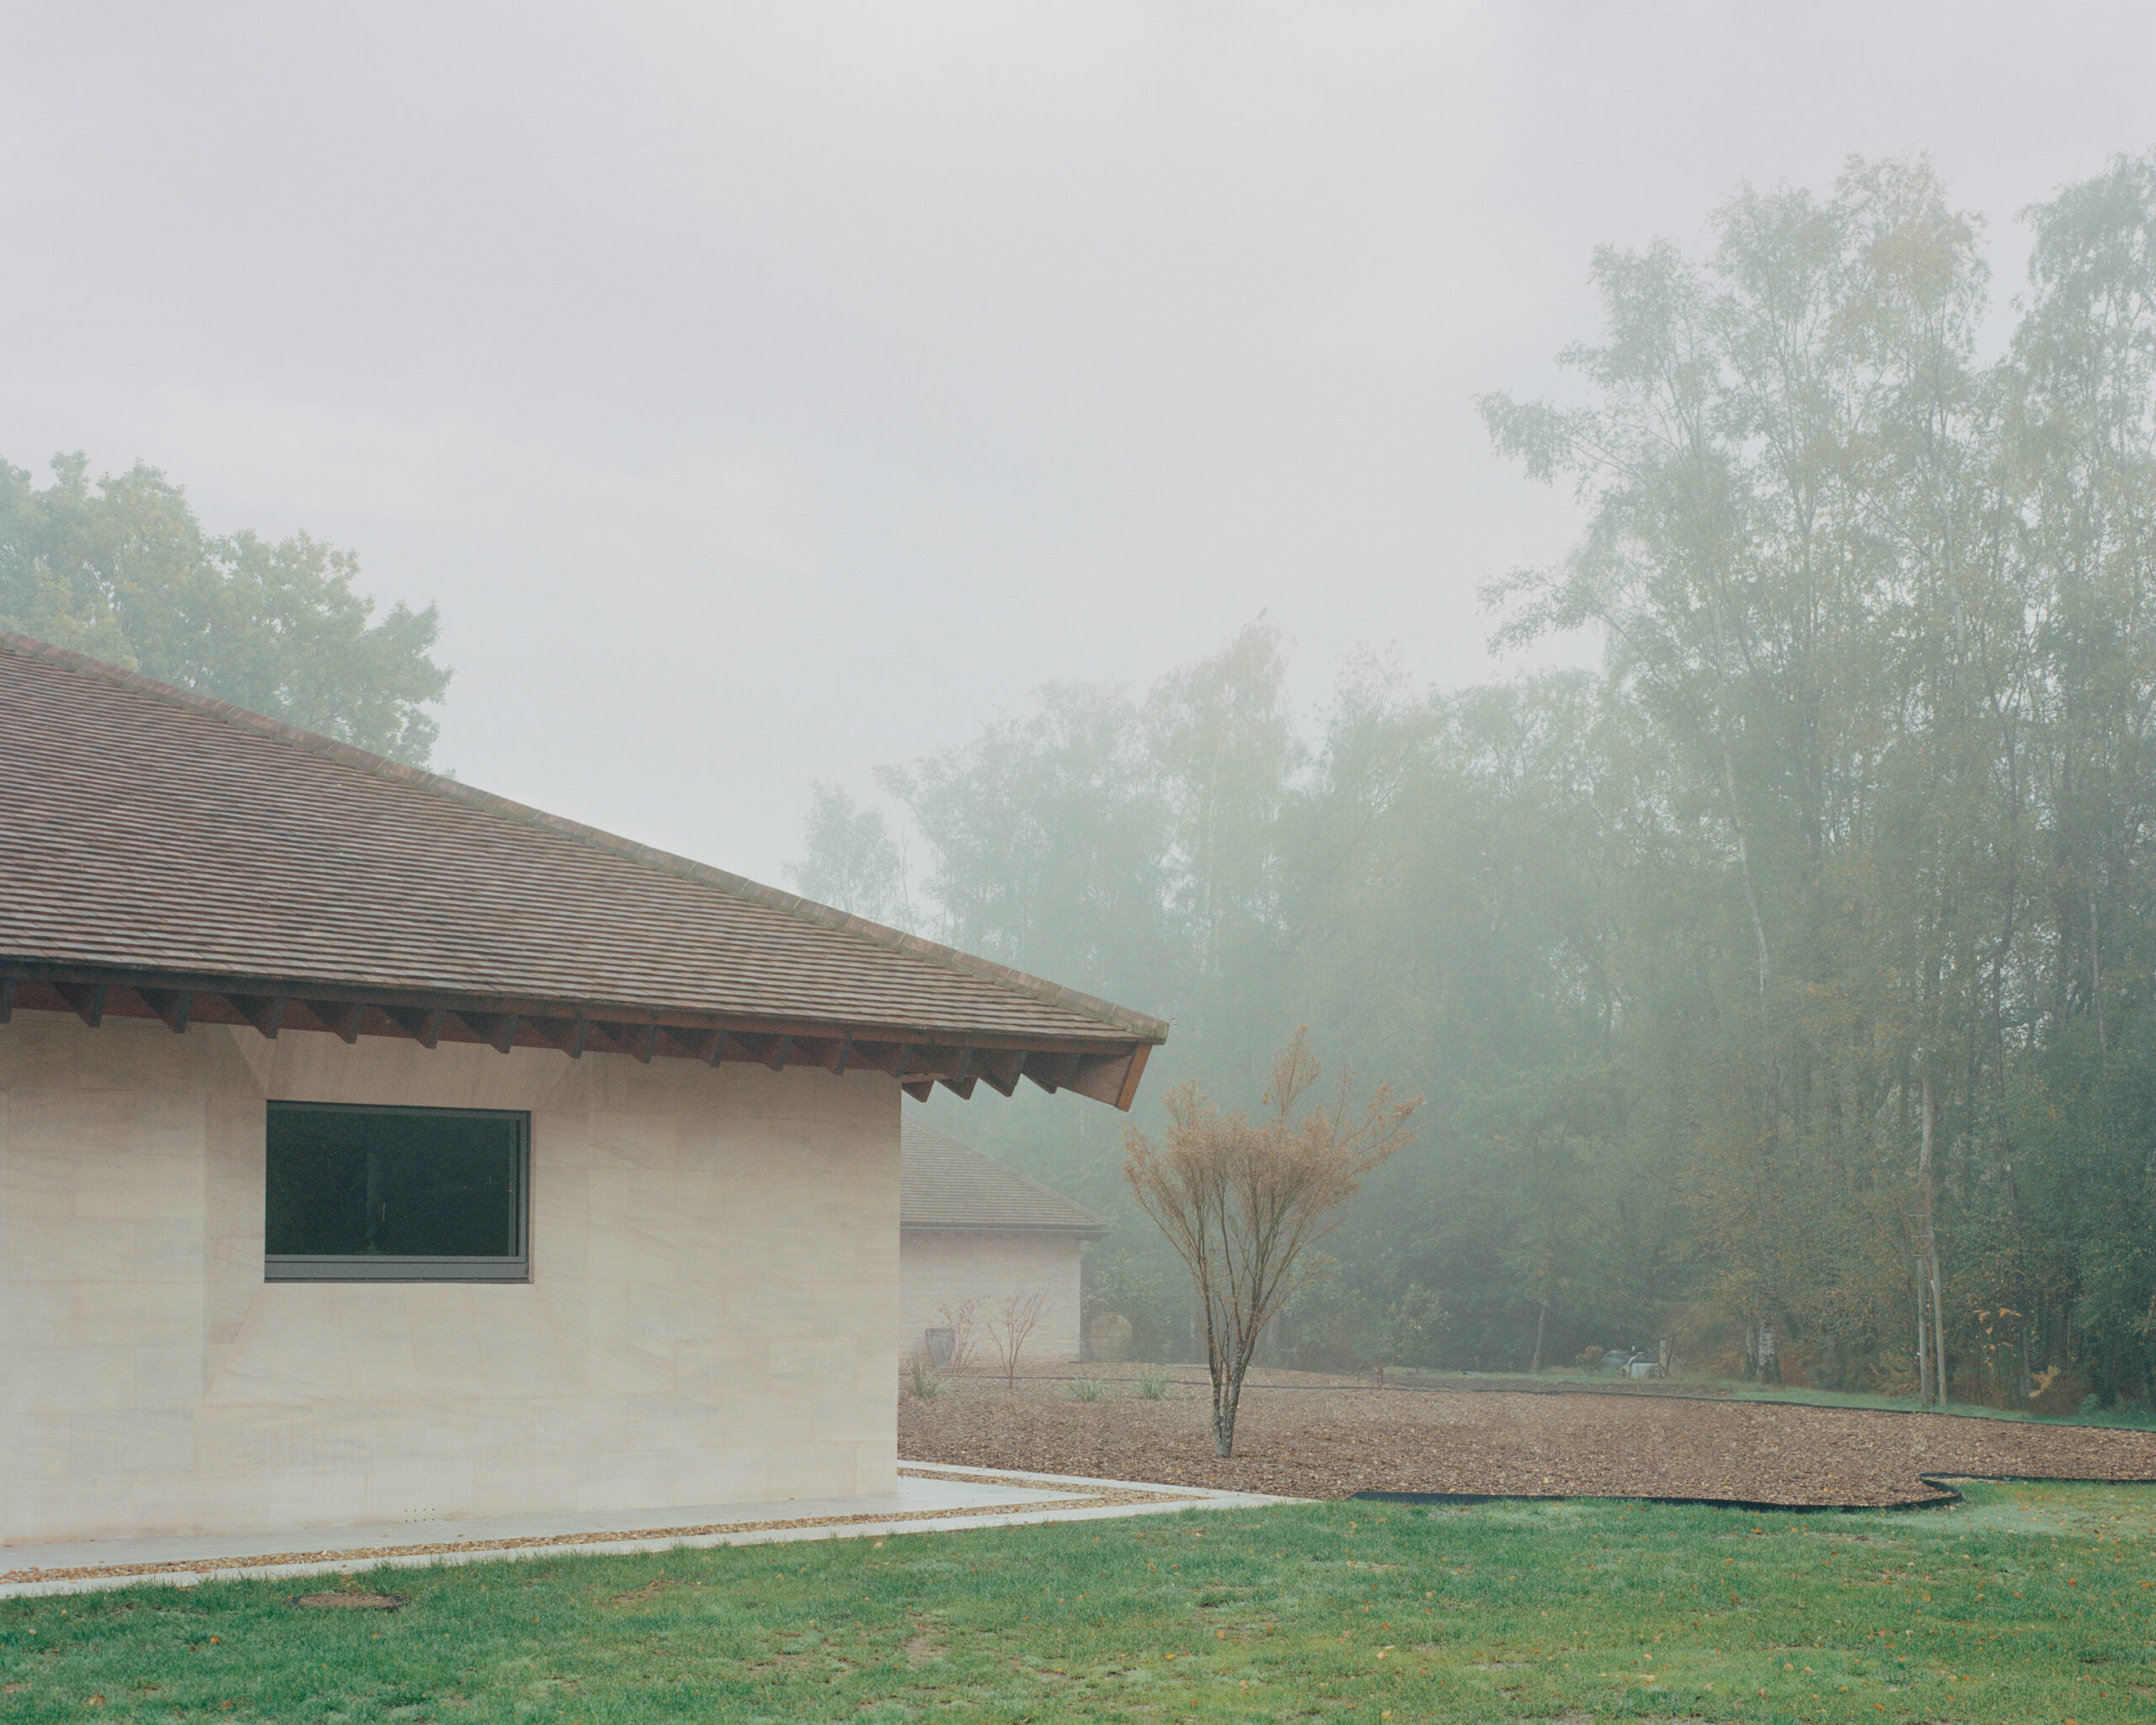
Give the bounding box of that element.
[900,1371,2156,1508]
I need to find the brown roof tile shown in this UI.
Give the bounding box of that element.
[0,633,1167,1069]
[900,1114,1107,1234]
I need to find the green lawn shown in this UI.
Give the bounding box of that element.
[3,1481,2151,1722]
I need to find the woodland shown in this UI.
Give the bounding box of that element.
[796,155,2156,1412]
[0,453,448,764]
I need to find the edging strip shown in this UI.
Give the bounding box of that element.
[1348,1471,2153,1514]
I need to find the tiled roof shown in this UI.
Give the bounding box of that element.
[0,633,1165,1103]
[900,1114,1107,1235]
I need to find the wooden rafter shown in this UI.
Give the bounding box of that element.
[137,987,194,1033]
[54,981,109,1028]
[227,993,287,1039]
[733,1031,792,1071]
[859,1040,909,1078]
[938,1048,980,1101]
[382,1005,446,1049]
[448,1010,519,1053]
[978,1049,1023,1097]
[1023,1049,1082,1094]
[527,1016,586,1058]
[664,1024,718,1062]
[309,1000,364,1044]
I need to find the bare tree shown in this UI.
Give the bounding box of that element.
[932,1296,982,1373]
[1123,1028,1418,1457]
[985,1288,1048,1388]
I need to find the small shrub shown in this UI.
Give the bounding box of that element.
[1138,1375,1170,1400]
[2027,1365,2089,1417]
[1068,1379,1106,1402]
[934,1298,981,1373]
[989,1288,1049,1388]
[1385,1283,1449,1370]
[909,1360,942,1401]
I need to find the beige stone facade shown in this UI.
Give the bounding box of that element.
[899,1231,1084,1366]
[0,1014,899,1547]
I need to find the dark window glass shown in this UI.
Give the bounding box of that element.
[265,1103,527,1281]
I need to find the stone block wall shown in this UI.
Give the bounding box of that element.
[0,1014,900,1546]
[898,1230,1084,1368]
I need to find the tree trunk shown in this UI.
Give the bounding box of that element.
[1210,1343,1252,1457]
[2091,885,2105,1054]
[1213,1387,1236,1458]
[1531,1300,1548,1374]
[1916,1264,1933,1405]
[1930,1251,1949,1407]
[1919,1068,1946,1407]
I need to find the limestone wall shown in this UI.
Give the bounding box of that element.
[0,1014,899,1546]
[899,1230,1084,1368]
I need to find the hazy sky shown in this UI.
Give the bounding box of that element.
[8,3,2153,889]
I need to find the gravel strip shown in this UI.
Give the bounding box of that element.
[901,1377,2156,1508]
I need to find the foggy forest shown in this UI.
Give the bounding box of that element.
[787,155,2156,1413]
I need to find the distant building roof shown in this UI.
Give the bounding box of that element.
[0,632,1164,1108]
[900,1114,1107,1235]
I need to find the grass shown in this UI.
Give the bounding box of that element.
[3,1481,2151,1722]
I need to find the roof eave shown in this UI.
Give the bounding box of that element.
[0,961,1158,1109]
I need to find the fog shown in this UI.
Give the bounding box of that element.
[6,3,2151,882]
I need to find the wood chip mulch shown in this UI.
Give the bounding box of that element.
[900,1372,2156,1509]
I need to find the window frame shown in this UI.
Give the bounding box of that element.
[263,1101,531,1284]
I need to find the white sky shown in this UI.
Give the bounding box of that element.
[7,2,2153,889]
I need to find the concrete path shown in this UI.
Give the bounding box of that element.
[0,1464,1297,1598]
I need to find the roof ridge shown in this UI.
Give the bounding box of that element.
[0,630,1166,1040]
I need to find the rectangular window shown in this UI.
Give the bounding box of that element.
[265,1103,529,1282]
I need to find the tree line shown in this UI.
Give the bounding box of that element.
[1,453,447,763]
[798,154,2156,1412]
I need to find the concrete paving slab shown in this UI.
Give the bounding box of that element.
[0,1463,1299,1598]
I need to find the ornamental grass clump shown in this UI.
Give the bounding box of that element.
[1123,1027,1417,1457]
